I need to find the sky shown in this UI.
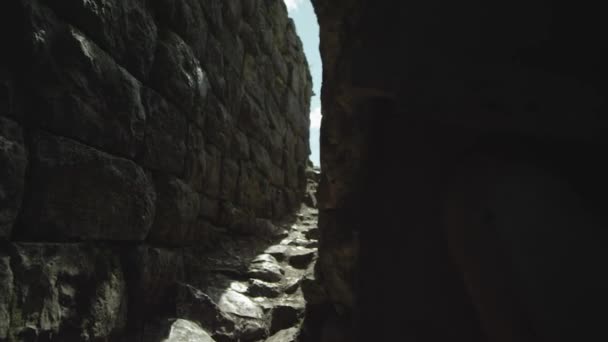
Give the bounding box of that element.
[284,0,321,166]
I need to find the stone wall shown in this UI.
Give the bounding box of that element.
[306,0,608,341]
[0,0,311,340]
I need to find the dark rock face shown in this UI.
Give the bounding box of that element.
[0,0,311,340]
[2,243,127,341]
[309,0,608,341]
[19,132,156,241]
[0,118,27,239]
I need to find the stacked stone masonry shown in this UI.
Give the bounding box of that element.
[0,0,312,340]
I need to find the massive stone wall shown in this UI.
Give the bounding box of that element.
[0,0,311,340]
[307,0,608,341]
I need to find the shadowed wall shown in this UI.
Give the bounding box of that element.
[307,0,608,341]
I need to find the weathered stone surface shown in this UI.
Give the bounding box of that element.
[149,176,200,245]
[210,288,264,320]
[175,283,267,342]
[32,26,147,158]
[252,254,279,264]
[236,319,266,342]
[199,195,220,222]
[125,246,184,317]
[0,118,26,239]
[220,158,240,201]
[304,183,318,208]
[200,35,226,98]
[229,281,249,294]
[175,283,236,337]
[172,204,319,340]
[231,130,250,160]
[20,133,155,241]
[46,0,158,80]
[0,69,16,120]
[251,141,272,178]
[248,279,281,298]
[183,125,206,191]
[253,218,288,238]
[264,245,289,261]
[165,319,216,342]
[248,258,284,283]
[287,238,316,248]
[150,30,209,122]
[203,146,222,198]
[270,304,303,334]
[265,327,299,342]
[218,201,254,233]
[139,87,187,175]
[287,247,316,269]
[301,273,326,306]
[283,277,301,295]
[0,253,13,339]
[269,188,285,220]
[239,94,270,141]
[304,226,320,241]
[3,243,127,340]
[152,0,209,60]
[203,94,231,150]
[237,165,273,218]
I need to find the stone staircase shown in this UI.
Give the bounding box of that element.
[161,206,319,342]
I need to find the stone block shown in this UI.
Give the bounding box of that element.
[45,0,157,79]
[149,176,200,245]
[139,87,187,175]
[4,243,127,340]
[149,30,209,125]
[19,132,155,241]
[32,27,147,158]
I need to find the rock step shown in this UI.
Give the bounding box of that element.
[265,327,299,342]
[169,206,318,341]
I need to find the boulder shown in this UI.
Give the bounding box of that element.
[149,30,209,124]
[287,247,316,269]
[31,27,147,158]
[248,279,281,298]
[3,243,127,340]
[264,245,289,261]
[209,288,264,320]
[248,255,284,283]
[304,189,318,208]
[151,0,209,60]
[248,261,284,283]
[164,319,216,342]
[265,327,299,342]
[149,176,200,245]
[175,283,236,338]
[19,133,155,241]
[270,304,303,334]
[139,87,187,175]
[124,246,184,321]
[45,0,158,79]
[175,283,267,341]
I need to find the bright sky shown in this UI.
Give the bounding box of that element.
[285,0,321,166]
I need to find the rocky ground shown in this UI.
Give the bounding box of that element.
[159,204,319,342]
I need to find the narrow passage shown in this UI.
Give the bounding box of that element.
[164,170,320,342]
